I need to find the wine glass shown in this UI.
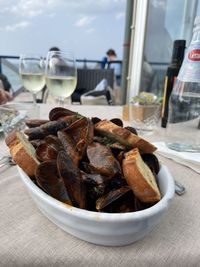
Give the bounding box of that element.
[19,54,45,105]
[45,51,77,106]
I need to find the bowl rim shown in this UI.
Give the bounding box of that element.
[17,164,175,222]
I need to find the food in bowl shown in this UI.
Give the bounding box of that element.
[5,107,174,245]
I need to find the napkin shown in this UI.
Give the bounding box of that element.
[153,142,200,174]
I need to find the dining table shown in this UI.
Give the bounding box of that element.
[0,104,200,267]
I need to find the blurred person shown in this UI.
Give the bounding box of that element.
[0,73,12,92]
[49,46,60,52]
[0,88,12,104]
[106,49,121,87]
[0,78,12,104]
[100,56,108,69]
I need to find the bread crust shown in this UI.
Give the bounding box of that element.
[95,120,156,153]
[6,131,39,177]
[122,148,161,203]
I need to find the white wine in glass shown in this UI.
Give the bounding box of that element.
[19,54,45,104]
[45,51,77,106]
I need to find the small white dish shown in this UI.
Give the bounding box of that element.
[17,164,174,246]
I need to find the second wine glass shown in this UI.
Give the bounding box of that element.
[45,51,77,106]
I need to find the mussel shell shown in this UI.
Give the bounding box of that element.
[44,135,63,151]
[82,172,107,210]
[30,139,45,149]
[64,117,94,158]
[124,126,138,135]
[57,150,86,209]
[96,186,136,213]
[36,143,58,162]
[142,153,160,174]
[110,118,123,127]
[49,107,76,121]
[91,117,101,125]
[25,119,49,128]
[35,160,71,204]
[87,142,121,177]
[57,131,80,166]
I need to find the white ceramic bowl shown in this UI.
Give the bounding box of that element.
[17,164,174,246]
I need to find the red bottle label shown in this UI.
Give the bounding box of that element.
[188,49,200,61]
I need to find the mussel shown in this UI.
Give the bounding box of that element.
[110,118,123,127]
[96,186,136,213]
[49,107,77,121]
[142,153,160,174]
[87,142,121,177]
[35,160,71,204]
[25,119,49,128]
[57,150,86,209]
[35,135,64,162]
[24,119,72,140]
[57,131,80,166]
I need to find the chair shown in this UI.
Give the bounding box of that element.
[81,86,115,105]
[71,68,114,103]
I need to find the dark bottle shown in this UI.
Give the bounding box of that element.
[161,40,186,128]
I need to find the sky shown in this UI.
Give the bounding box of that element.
[0,0,126,61]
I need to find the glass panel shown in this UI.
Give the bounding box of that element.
[2,59,21,95]
[141,0,199,97]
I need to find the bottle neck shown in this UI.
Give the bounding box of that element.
[191,27,200,44]
[171,46,185,66]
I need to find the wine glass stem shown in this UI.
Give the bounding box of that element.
[58,97,65,107]
[32,93,37,105]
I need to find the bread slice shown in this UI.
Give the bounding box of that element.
[122,148,161,203]
[95,120,157,153]
[5,131,39,178]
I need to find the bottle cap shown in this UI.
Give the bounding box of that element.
[173,40,186,48]
[171,40,186,63]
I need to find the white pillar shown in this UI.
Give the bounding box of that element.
[127,0,148,102]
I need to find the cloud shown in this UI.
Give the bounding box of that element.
[0,21,30,31]
[0,0,126,19]
[86,28,95,34]
[9,0,61,17]
[75,16,96,27]
[115,12,125,20]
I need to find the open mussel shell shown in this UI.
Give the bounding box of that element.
[124,126,138,135]
[81,172,107,210]
[30,139,45,149]
[142,153,160,174]
[35,135,63,162]
[96,186,136,213]
[87,142,121,177]
[36,143,58,162]
[44,135,63,151]
[63,117,94,158]
[57,131,80,166]
[35,160,71,204]
[110,118,123,127]
[57,150,86,209]
[49,107,76,121]
[91,117,101,125]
